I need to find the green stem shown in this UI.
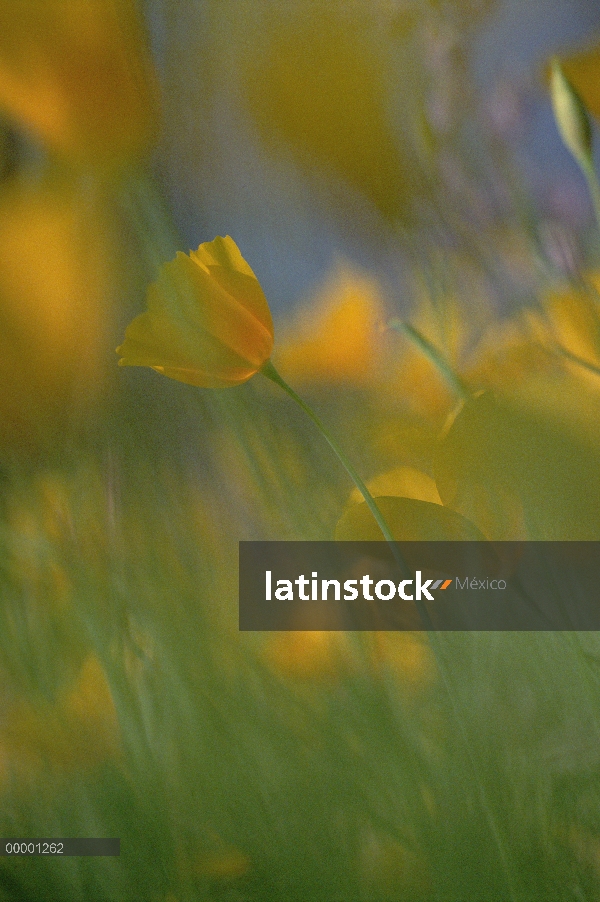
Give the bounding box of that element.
[118,167,182,277]
[552,341,600,379]
[388,320,472,401]
[583,160,600,236]
[260,360,434,631]
[260,359,517,898]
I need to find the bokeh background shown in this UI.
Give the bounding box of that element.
[2,1,600,900]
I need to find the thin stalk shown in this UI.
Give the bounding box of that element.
[261,358,517,898]
[118,167,182,277]
[388,319,472,401]
[260,361,434,621]
[583,159,600,237]
[552,341,600,379]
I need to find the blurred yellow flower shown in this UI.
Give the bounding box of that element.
[180,846,251,880]
[347,466,442,507]
[559,39,600,120]
[3,654,120,775]
[371,633,436,690]
[360,828,432,899]
[466,315,556,396]
[262,629,435,692]
[274,264,387,386]
[550,57,594,171]
[0,0,158,168]
[467,272,600,401]
[261,631,355,682]
[335,495,486,543]
[534,274,600,376]
[0,174,114,454]
[388,291,483,419]
[117,236,274,388]
[240,7,426,220]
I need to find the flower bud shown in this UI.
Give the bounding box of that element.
[117,236,274,389]
[550,57,594,171]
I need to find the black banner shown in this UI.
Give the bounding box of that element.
[239,542,600,630]
[0,839,120,856]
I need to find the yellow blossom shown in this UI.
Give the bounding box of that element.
[533,274,600,375]
[465,315,556,395]
[3,654,120,775]
[0,175,112,454]
[261,631,355,682]
[117,236,274,388]
[179,846,251,880]
[360,828,432,898]
[274,264,387,386]
[239,7,426,220]
[347,466,442,507]
[389,291,484,419]
[335,495,486,543]
[0,0,158,168]
[370,632,436,690]
[550,58,593,174]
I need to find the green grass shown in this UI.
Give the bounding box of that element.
[0,381,599,901]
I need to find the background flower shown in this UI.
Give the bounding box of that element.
[0,0,158,169]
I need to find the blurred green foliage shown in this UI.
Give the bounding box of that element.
[1,2,600,901]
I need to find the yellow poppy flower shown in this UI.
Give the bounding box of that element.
[179,846,251,880]
[117,236,274,388]
[370,632,437,690]
[241,8,423,221]
[536,274,600,374]
[360,828,432,898]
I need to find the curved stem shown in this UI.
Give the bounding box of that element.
[388,319,471,402]
[262,360,433,633]
[552,340,600,379]
[260,358,517,898]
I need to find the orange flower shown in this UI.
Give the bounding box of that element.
[117,236,274,388]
